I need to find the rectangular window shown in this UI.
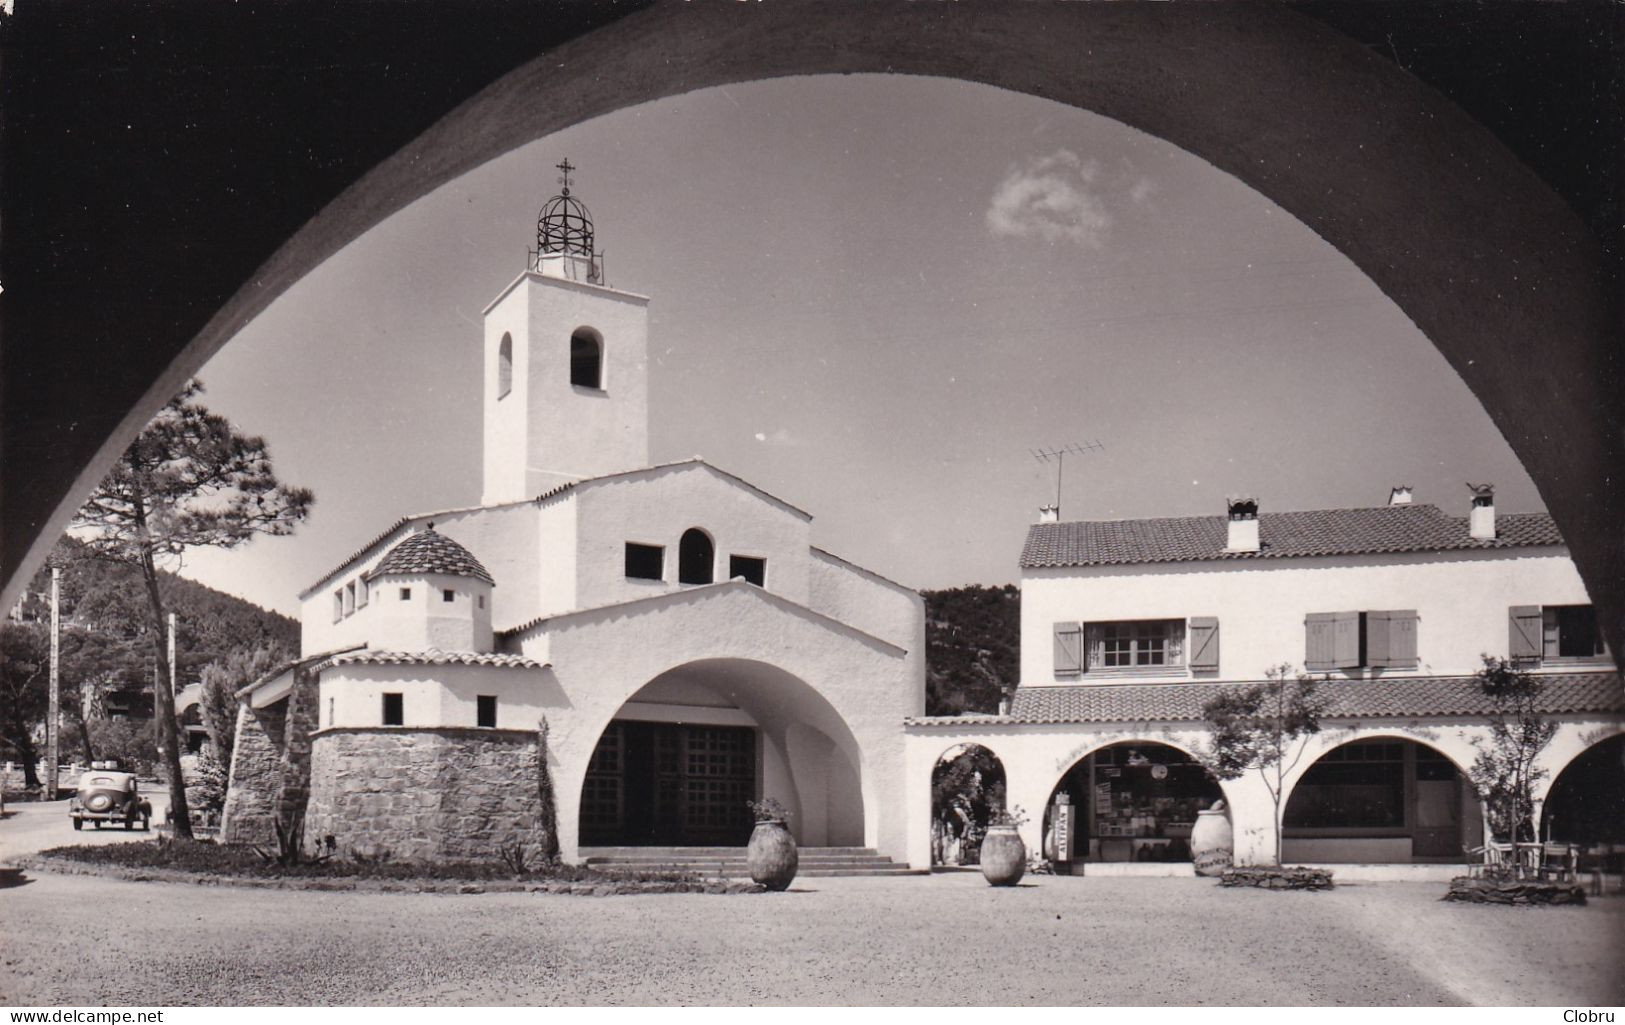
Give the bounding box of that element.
[442,588,456,603]
[344,581,356,616]
[333,590,344,623]
[399,587,412,601]
[477,595,485,609]
[1306,610,1418,671]
[728,555,766,587]
[381,693,404,726]
[357,579,369,608]
[1542,605,1608,661]
[1084,620,1185,670]
[477,695,497,729]
[624,542,665,580]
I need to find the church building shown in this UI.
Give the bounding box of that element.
[221,165,925,865]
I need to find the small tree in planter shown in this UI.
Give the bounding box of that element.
[1467,655,1557,847]
[1200,664,1328,868]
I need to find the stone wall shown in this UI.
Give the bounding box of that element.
[220,700,287,845]
[275,666,320,828]
[303,727,551,864]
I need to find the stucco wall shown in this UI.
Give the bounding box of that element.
[1022,546,1595,685]
[320,662,554,731]
[808,547,926,675]
[571,462,814,610]
[510,582,920,861]
[303,727,551,863]
[482,273,650,505]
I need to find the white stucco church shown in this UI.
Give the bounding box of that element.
[221,165,924,865]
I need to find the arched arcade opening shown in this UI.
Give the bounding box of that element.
[1283,737,1483,864]
[577,658,866,849]
[1541,734,1625,848]
[1043,740,1225,868]
[929,743,1007,867]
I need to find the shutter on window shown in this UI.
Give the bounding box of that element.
[1332,611,1361,668]
[1368,610,1418,667]
[1188,617,1220,672]
[1508,606,1542,662]
[1305,613,1337,671]
[1053,622,1083,677]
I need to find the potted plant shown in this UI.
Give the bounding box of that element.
[980,805,1028,887]
[746,798,798,891]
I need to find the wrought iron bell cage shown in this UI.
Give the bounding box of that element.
[536,192,595,258]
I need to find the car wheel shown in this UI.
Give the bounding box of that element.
[72,818,82,831]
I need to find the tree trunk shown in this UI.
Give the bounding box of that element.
[133,508,191,838]
[7,720,41,788]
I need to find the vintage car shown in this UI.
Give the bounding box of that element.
[69,764,152,830]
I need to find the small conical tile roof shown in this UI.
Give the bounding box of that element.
[370,529,494,585]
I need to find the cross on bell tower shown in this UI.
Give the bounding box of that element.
[556,158,575,195]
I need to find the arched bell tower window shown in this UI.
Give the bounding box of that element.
[678,528,714,585]
[497,333,513,399]
[571,327,603,389]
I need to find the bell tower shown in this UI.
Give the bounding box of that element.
[481,160,651,505]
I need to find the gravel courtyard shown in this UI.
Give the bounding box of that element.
[3,867,1621,1006]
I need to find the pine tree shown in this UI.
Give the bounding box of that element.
[71,380,312,838]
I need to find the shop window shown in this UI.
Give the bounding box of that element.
[625,542,665,580]
[497,333,513,399]
[1305,610,1418,671]
[678,528,714,585]
[1284,741,1405,829]
[728,555,766,587]
[1511,604,1608,663]
[442,588,456,603]
[571,328,603,389]
[477,695,497,729]
[382,693,404,727]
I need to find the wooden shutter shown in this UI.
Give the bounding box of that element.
[1508,605,1542,662]
[1188,617,1220,672]
[1368,610,1418,667]
[1305,613,1337,670]
[1053,622,1083,677]
[1331,611,1361,668]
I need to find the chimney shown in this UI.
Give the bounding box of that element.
[1468,483,1496,540]
[1388,485,1413,506]
[1038,505,1059,524]
[1225,496,1260,553]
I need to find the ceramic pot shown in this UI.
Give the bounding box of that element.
[980,824,1026,886]
[747,819,799,890]
[1191,807,1234,876]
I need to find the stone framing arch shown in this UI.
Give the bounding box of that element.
[6,5,1623,661]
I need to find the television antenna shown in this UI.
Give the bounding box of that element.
[1031,441,1105,519]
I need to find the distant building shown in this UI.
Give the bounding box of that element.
[905,488,1623,870]
[222,168,924,864]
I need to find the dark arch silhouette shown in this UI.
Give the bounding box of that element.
[930,742,1007,867]
[1044,739,1225,865]
[570,327,603,389]
[5,4,1620,666]
[497,333,514,398]
[1541,734,1625,847]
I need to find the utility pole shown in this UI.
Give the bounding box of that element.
[168,611,178,716]
[46,565,60,800]
[1031,441,1105,519]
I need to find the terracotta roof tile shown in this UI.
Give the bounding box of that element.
[944,671,1625,725]
[1021,504,1563,569]
[315,649,545,671]
[369,530,495,585]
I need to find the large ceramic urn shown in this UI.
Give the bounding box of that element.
[747,819,799,891]
[1191,800,1234,876]
[980,824,1027,887]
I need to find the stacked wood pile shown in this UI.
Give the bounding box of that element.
[1218,866,1335,890]
[1444,876,1586,905]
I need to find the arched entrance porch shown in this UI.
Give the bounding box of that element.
[1282,736,1482,864]
[576,658,867,848]
[1043,740,1226,868]
[1541,734,1625,848]
[929,743,1007,867]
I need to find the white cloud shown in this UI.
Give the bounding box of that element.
[986,150,1155,247]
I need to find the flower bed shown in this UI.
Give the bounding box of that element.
[28,837,756,895]
[1218,866,1335,890]
[1444,876,1586,905]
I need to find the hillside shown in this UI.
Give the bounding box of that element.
[923,584,1020,717]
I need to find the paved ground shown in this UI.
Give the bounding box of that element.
[2,844,1621,1006]
[0,795,173,862]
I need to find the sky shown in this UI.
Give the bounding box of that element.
[178,74,1540,617]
